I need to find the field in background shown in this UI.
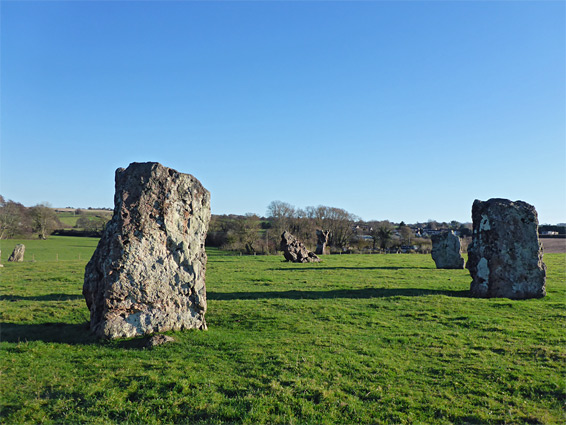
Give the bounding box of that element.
[541,237,566,254]
[56,212,81,227]
[0,239,564,424]
[0,237,100,263]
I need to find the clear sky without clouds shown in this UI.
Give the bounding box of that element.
[1,1,564,224]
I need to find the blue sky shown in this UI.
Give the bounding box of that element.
[1,1,564,224]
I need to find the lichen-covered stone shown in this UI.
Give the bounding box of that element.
[83,162,210,339]
[8,244,25,262]
[280,231,320,263]
[431,231,464,269]
[466,198,546,299]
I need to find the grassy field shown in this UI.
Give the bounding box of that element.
[0,237,564,424]
[55,212,80,227]
[0,237,100,263]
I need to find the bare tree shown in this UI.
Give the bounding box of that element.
[266,201,296,251]
[266,201,358,252]
[235,214,262,254]
[76,215,109,234]
[0,196,31,239]
[310,206,358,250]
[29,202,59,239]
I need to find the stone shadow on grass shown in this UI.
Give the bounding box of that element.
[269,266,434,271]
[0,322,97,345]
[208,287,471,301]
[0,294,84,302]
[1,322,174,349]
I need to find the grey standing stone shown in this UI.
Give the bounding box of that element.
[315,229,330,255]
[280,231,320,263]
[431,231,465,269]
[8,244,25,262]
[466,198,546,299]
[83,162,211,339]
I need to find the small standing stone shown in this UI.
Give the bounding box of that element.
[431,231,465,269]
[8,244,25,262]
[280,231,320,263]
[466,198,546,299]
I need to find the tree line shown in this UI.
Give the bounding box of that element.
[1,195,475,254]
[0,196,111,239]
[0,196,62,239]
[206,200,472,255]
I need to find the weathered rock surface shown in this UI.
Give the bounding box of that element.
[466,198,546,299]
[431,231,464,269]
[145,334,175,348]
[83,162,211,339]
[315,229,330,255]
[8,244,25,262]
[280,231,320,263]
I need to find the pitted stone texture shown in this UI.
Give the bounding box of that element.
[315,229,330,255]
[280,231,320,263]
[431,231,464,269]
[83,162,211,339]
[145,334,175,348]
[466,198,546,299]
[8,244,25,262]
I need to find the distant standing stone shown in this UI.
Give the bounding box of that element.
[83,162,211,339]
[280,231,320,263]
[431,231,465,269]
[8,244,25,262]
[466,198,546,299]
[315,229,330,255]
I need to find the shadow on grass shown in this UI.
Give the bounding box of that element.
[1,322,170,349]
[0,294,84,302]
[0,322,97,345]
[269,266,434,271]
[208,287,471,301]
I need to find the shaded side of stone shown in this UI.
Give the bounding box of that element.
[8,244,25,262]
[466,198,546,299]
[431,231,464,269]
[280,231,320,263]
[83,162,211,339]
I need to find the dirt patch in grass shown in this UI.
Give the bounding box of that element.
[541,238,566,253]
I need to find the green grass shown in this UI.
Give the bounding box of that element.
[55,212,80,227]
[1,240,564,424]
[0,236,100,263]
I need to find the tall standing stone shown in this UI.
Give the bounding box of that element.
[315,229,330,255]
[431,231,465,269]
[466,198,546,299]
[83,162,211,339]
[8,244,25,262]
